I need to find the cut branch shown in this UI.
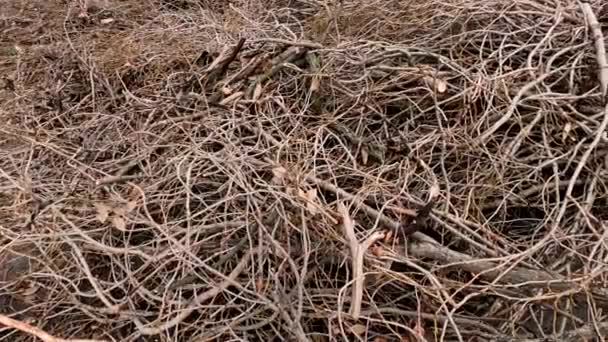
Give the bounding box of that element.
[337,202,385,320]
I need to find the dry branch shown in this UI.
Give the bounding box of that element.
[0,314,105,342]
[2,0,608,340]
[493,320,608,341]
[406,241,564,287]
[580,1,608,101]
[337,202,385,320]
[477,71,555,144]
[307,174,571,290]
[133,247,263,335]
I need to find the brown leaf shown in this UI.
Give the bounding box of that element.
[112,206,126,217]
[13,45,24,55]
[94,202,110,223]
[429,183,440,200]
[128,184,141,200]
[435,79,448,93]
[310,76,320,92]
[350,324,366,336]
[109,303,123,314]
[297,188,308,202]
[221,85,233,95]
[383,229,393,243]
[422,75,447,93]
[111,216,127,231]
[219,91,244,105]
[126,201,138,213]
[360,146,369,165]
[253,83,263,101]
[77,10,89,19]
[305,188,318,215]
[255,277,266,294]
[271,166,287,185]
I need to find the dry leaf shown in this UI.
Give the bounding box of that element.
[297,188,307,199]
[112,206,126,217]
[305,188,318,215]
[126,201,138,213]
[255,277,266,294]
[371,245,383,257]
[435,79,448,93]
[221,85,233,95]
[285,187,297,197]
[271,166,287,185]
[331,325,341,335]
[350,324,366,336]
[310,76,320,92]
[383,230,393,243]
[422,75,447,93]
[128,185,141,200]
[94,203,110,223]
[361,146,369,165]
[562,122,572,143]
[111,216,127,231]
[109,303,123,314]
[253,83,263,101]
[429,183,440,200]
[220,91,244,105]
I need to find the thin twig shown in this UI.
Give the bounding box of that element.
[133,247,263,335]
[0,314,106,342]
[252,38,323,49]
[95,174,144,186]
[477,70,559,143]
[308,175,571,290]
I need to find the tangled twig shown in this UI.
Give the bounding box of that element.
[1,0,608,340]
[0,314,105,342]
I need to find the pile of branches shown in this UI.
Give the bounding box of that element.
[1,0,608,341]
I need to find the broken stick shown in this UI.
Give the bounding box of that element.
[0,313,105,342]
[337,202,385,320]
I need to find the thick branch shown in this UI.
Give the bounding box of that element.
[337,202,385,320]
[307,175,571,290]
[581,1,608,101]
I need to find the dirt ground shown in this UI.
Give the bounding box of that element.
[1,0,608,341]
